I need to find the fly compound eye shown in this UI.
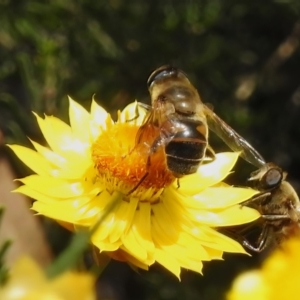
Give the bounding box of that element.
[262,167,283,190]
[147,65,177,89]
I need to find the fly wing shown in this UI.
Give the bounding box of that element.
[135,101,168,146]
[204,104,266,168]
[135,106,157,146]
[135,101,182,153]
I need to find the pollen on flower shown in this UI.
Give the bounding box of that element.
[91,121,175,200]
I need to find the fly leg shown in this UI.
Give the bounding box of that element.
[125,102,151,123]
[127,154,151,195]
[201,144,216,164]
[239,214,289,252]
[261,214,290,221]
[242,191,272,207]
[219,218,275,252]
[242,223,273,252]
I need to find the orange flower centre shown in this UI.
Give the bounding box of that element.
[91,122,175,200]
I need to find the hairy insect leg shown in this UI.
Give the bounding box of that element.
[127,155,151,195]
[206,144,216,160]
[262,214,291,221]
[125,102,142,123]
[220,222,273,252]
[200,144,216,164]
[242,223,273,252]
[125,102,151,123]
[242,191,271,207]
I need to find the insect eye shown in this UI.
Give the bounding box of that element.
[262,167,283,189]
[147,65,177,89]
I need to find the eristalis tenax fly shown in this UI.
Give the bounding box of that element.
[130,65,265,193]
[239,163,300,251]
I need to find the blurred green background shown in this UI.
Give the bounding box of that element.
[1,0,300,299]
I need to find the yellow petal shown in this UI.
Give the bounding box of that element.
[116,249,151,270]
[192,187,259,209]
[69,97,91,143]
[227,271,268,300]
[190,205,260,227]
[17,186,100,224]
[92,192,126,241]
[131,203,155,253]
[159,242,201,272]
[205,247,223,259]
[17,175,97,199]
[30,140,92,179]
[35,206,97,228]
[92,212,116,242]
[122,229,149,262]
[177,152,239,195]
[162,190,190,218]
[151,204,180,244]
[16,185,98,210]
[169,232,210,261]
[155,248,181,279]
[0,257,47,300]
[109,197,138,243]
[96,240,121,251]
[216,206,261,226]
[0,256,96,300]
[10,256,45,282]
[90,98,109,126]
[180,259,203,274]
[196,226,248,254]
[34,113,71,152]
[50,271,96,300]
[89,98,113,142]
[30,140,67,168]
[7,145,53,176]
[32,201,90,224]
[35,113,90,161]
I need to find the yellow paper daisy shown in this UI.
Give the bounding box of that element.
[227,238,300,300]
[8,98,260,278]
[0,256,95,300]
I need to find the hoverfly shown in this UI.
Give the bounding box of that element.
[240,163,300,252]
[130,65,265,193]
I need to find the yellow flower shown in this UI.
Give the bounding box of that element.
[0,256,95,300]
[9,98,260,278]
[227,238,300,300]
